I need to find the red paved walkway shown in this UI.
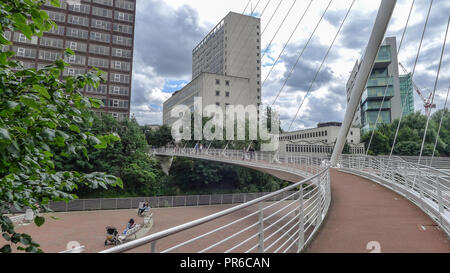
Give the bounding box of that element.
[306,169,450,253]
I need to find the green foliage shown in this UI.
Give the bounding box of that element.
[342,141,351,154]
[362,130,390,155]
[0,0,122,253]
[363,111,449,156]
[59,115,288,198]
[56,114,162,198]
[165,158,288,195]
[145,124,173,148]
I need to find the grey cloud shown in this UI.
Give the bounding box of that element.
[134,0,210,78]
[338,10,377,50]
[325,9,345,26]
[279,41,336,92]
[288,86,347,130]
[131,0,211,125]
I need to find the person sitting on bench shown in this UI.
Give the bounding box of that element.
[138,202,150,216]
[123,218,136,234]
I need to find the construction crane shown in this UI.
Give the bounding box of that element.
[399,62,436,116]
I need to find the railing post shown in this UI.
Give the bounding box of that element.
[315,178,322,227]
[258,203,265,253]
[418,169,424,202]
[297,187,305,253]
[327,169,331,203]
[437,178,444,224]
[150,241,157,253]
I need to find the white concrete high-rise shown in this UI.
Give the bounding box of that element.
[163,12,261,125]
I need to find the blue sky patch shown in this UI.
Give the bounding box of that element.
[162,79,188,93]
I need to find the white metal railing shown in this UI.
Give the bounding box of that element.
[154,147,327,178]
[100,148,330,253]
[95,147,448,253]
[339,154,450,236]
[399,156,450,173]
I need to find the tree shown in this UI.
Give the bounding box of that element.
[145,124,173,148]
[57,114,163,198]
[0,0,122,253]
[431,109,450,156]
[360,111,449,157]
[362,130,390,155]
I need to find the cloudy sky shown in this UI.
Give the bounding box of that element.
[131,0,450,131]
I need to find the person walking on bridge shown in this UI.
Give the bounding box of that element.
[249,145,255,160]
[194,142,199,154]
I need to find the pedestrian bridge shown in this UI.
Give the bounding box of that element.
[100,148,450,253]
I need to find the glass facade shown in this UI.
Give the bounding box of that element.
[399,73,415,116]
[374,45,391,63]
[360,44,395,134]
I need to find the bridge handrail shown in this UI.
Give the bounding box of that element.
[154,147,325,176]
[378,155,450,177]
[340,154,450,236]
[101,149,330,253]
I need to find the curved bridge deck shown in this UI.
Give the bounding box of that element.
[155,149,449,253]
[307,169,450,253]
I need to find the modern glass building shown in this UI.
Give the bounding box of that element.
[360,44,395,133]
[399,73,415,116]
[347,37,405,134]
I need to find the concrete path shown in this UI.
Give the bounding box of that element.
[306,169,450,253]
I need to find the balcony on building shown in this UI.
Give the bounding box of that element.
[361,109,391,134]
[361,100,392,112]
[361,82,394,103]
[373,45,392,68]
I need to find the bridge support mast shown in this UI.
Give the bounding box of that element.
[330,0,397,166]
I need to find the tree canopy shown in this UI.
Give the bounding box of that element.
[362,111,449,156]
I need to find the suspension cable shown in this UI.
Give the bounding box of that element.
[259,0,272,21]
[263,0,314,94]
[386,0,415,157]
[397,0,415,55]
[261,0,298,60]
[417,15,449,165]
[228,0,290,105]
[431,85,450,164]
[270,0,333,114]
[226,0,267,73]
[390,0,433,157]
[261,0,283,35]
[287,0,356,131]
[242,0,252,14]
